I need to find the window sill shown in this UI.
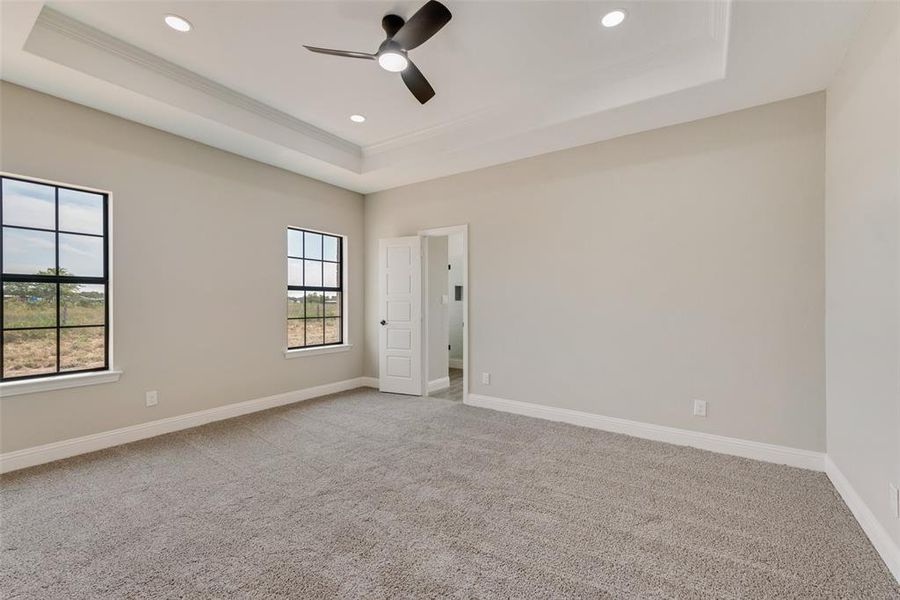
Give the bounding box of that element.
[284,344,353,359]
[0,369,122,398]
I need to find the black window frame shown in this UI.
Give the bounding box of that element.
[287,227,343,350]
[0,174,110,382]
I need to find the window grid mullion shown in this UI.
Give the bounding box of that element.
[1,274,106,284]
[3,324,104,332]
[0,223,104,238]
[102,190,109,372]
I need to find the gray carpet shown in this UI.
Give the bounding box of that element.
[1,387,898,599]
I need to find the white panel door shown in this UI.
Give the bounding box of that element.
[379,237,423,395]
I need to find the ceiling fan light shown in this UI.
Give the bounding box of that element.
[378,52,409,72]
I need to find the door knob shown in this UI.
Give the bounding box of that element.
[380,320,387,326]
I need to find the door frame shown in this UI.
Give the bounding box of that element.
[419,224,468,402]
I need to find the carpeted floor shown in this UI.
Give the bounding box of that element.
[1,387,898,599]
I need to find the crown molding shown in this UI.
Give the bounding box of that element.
[362,0,732,163]
[363,106,496,157]
[31,7,361,166]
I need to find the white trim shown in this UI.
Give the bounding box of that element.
[359,376,379,388]
[417,225,470,239]
[465,393,825,471]
[108,184,115,380]
[284,344,353,359]
[420,235,429,397]
[0,369,122,398]
[0,170,112,195]
[825,456,900,582]
[428,376,450,393]
[0,376,371,473]
[341,233,349,346]
[449,359,464,370]
[419,225,468,403]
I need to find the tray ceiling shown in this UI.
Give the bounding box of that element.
[0,1,871,193]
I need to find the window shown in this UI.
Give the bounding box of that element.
[287,228,343,349]
[1,175,109,381]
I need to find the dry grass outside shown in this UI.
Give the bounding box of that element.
[5,294,343,376]
[324,318,339,343]
[3,289,106,378]
[286,293,340,319]
[2,330,55,377]
[60,327,105,371]
[4,296,104,328]
[287,317,341,348]
[2,327,105,378]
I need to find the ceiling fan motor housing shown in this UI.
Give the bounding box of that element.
[377,38,407,59]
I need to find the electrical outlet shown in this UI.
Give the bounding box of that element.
[145,391,158,407]
[890,484,900,519]
[692,399,707,417]
[482,372,491,385]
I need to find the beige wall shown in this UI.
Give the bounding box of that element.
[0,82,365,453]
[366,93,826,451]
[825,2,900,548]
[0,84,830,456]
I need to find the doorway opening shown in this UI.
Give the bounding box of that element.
[421,225,468,402]
[376,225,467,400]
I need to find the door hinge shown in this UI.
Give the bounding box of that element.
[448,344,451,350]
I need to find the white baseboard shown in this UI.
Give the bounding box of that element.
[359,376,379,388]
[428,376,450,393]
[0,376,372,474]
[825,456,900,582]
[449,359,464,370]
[466,393,825,471]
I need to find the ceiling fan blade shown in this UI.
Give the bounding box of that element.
[401,60,436,104]
[303,46,375,60]
[391,0,452,50]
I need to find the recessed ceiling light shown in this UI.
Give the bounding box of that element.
[601,9,627,28]
[378,52,409,73]
[164,14,192,32]
[350,114,366,123]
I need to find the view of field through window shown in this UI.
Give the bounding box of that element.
[1,176,108,380]
[287,228,342,349]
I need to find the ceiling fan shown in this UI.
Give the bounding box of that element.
[303,0,452,105]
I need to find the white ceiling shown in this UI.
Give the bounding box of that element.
[1,1,870,193]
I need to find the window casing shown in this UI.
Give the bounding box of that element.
[287,228,343,349]
[1,175,110,382]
